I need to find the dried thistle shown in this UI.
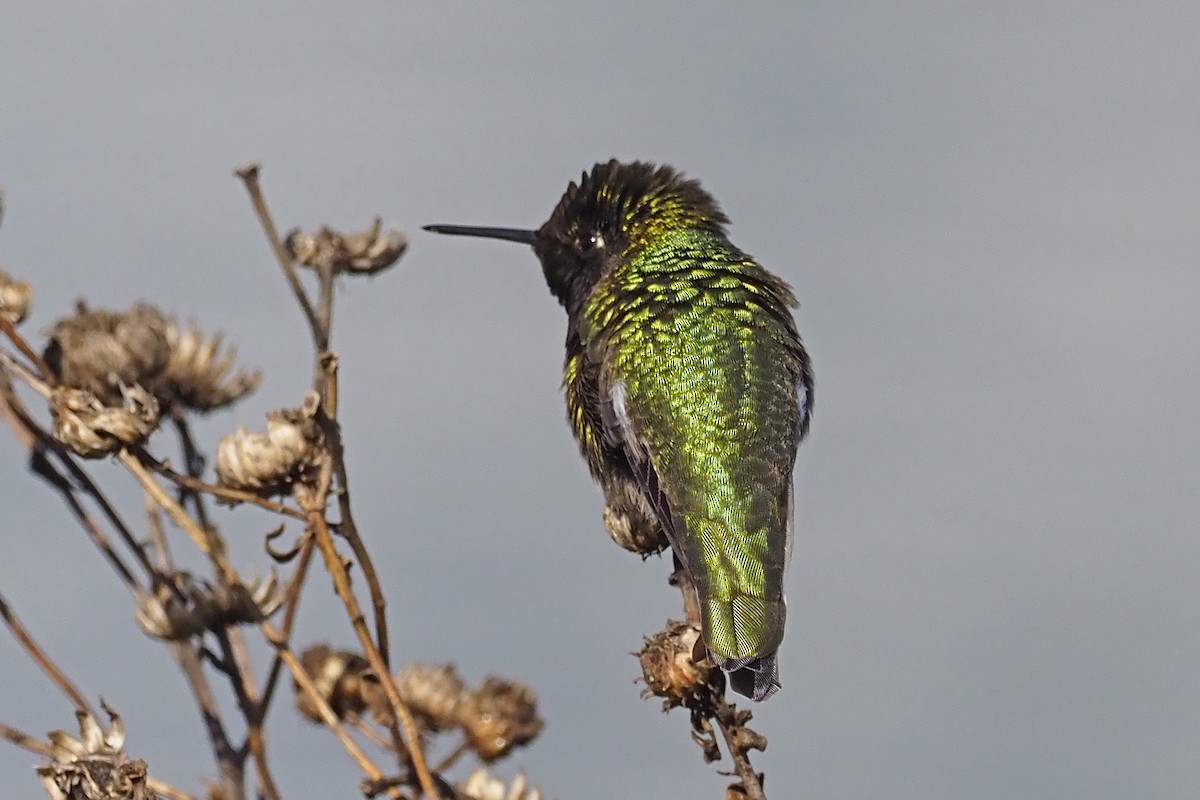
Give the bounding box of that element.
[293,644,378,724]
[395,662,469,733]
[215,392,324,494]
[285,217,408,276]
[42,302,258,413]
[457,677,544,763]
[603,503,668,557]
[50,385,160,458]
[35,703,156,800]
[135,571,284,641]
[44,304,170,405]
[458,768,544,800]
[159,320,260,412]
[637,619,720,710]
[0,268,32,325]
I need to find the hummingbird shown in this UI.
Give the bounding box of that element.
[425,160,813,700]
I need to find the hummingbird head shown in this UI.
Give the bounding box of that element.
[424,160,729,312]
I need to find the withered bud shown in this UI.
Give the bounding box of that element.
[637,619,720,709]
[285,217,408,276]
[43,303,258,413]
[458,677,544,763]
[44,303,171,406]
[135,571,284,641]
[215,392,324,494]
[395,662,469,732]
[36,703,154,800]
[294,644,377,724]
[160,321,260,412]
[0,268,32,325]
[603,504,669,557]
[50,385,159,458]
[459,768,544,800]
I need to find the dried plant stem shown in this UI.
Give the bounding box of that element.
[137,448,306,521]
[0,592,98,719]
[258,533,316,714]
[303,496,439,800]
[234,164,322,362]
[233,165,393,668]
[145,500,247,800]
[0,316,54,384]
[260,624,403,798]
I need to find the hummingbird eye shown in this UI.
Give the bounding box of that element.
[578,231,604,253]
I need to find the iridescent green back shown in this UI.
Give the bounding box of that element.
[582,227,806,663]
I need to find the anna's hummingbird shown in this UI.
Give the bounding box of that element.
[425,160,813,700]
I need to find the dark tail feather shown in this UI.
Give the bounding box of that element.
[718,653,780,701]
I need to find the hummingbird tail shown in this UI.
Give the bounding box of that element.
[717,653,781,701]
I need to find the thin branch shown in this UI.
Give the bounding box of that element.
[0,592,98,719]
[259,622,400,797]
[258,532,316,715]
[234,164,322,350]
[135,447,306,521]
[300,479,439,800]
[0,316,54,384]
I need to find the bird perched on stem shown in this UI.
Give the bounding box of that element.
[425,160,813,700]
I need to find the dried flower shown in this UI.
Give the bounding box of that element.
[135,571,283,641]
[215,392,324,494]
[294,644,378,724]
[35,703,155,800]
[395,662,468,732]
[0,268,32,325]
[603,503,668,557]
[459,769,544,800]
[50,385,159,458]
[43,303,258,413]
[637,619,720,710]
[285,217,408,276]
[159,321,260,412]
[458,677,544,762]
[44,304,170,406]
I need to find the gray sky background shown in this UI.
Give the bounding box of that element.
[2,3,1198,798]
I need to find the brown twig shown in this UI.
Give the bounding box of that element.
[0,316,54,384]
[136,447,306,521]
[234,164,322,359]
[259,623,401,797]
[145,502,247,800]
[258,532,316,715]
[0,592,98,719]
[300,480,440,800]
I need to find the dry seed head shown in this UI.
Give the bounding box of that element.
[36,703,154,800]
[43,303,258,413]
[637,619,720,709]
[395,662,469,732]
[44,304,171,406]
[285,217,408,276]
[457,677,544,762]
[294,644,375,724]
[160,320,260,412]
[215,392,324,494]
[459,769,544,800]
[50,385,159,458]
[135,571,284,641]
[0,268,32,325]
